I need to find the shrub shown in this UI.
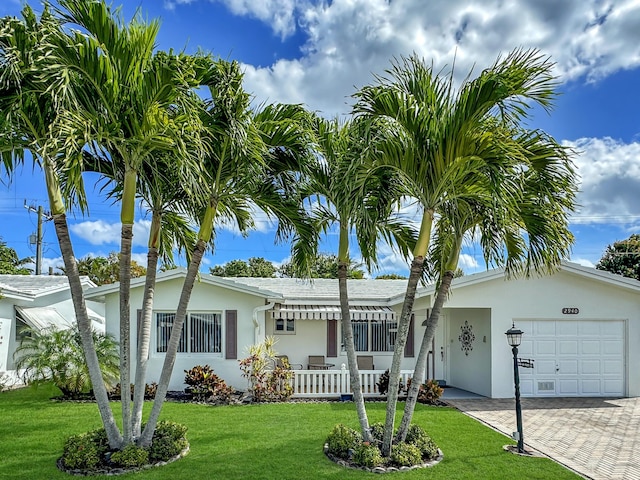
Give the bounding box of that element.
[110,444,149,468]
[148,421,189,462]
[368,422,385,443]
[326,424,362,459]
[353,442,384,468]
[184,365,234,402]
[405,424,439,459]
[110,382,158,400]
[376,369,405,396]
[390,442,422,467]
[417,379,444,405]
[62,431,106,470]
[238,337,294,402]
[14,325,119,397]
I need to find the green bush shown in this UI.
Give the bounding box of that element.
[184,365,234,402]
[390,442,422,467]
[352,442,384,468]
[14,325,119,397]
[417,379,444,404]
[376,369,405,395]
[148,421,189,462]
[110,382,158,400]
[368,422,384,443]
[238,337,294,403]
[110,444,149,468]
[326,424,362,459]
[405,424,439,459]
[62,431,106,470]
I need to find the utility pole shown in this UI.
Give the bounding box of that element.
[24,202,52,275]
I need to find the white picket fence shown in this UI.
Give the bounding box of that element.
[290,365,414,398]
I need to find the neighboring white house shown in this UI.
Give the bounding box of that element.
[86,262,640,399]
[0,275,106,378]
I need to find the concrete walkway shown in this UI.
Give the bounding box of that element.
[446,397,640,480]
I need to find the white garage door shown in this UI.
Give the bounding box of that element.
[518,319,625,397]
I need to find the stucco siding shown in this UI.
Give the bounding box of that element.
[104,277,268,391]
[443,271,640,398]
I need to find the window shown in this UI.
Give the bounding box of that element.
[156,312,221,354]
[347,318,398,352]
[275,317,295,334]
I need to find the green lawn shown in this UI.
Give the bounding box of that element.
[0,385,581,479]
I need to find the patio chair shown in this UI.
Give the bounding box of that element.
[275,355,302,369]
[308,355,335,369]
[357,355,375,370]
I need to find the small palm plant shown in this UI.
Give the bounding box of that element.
[14,325,119,398]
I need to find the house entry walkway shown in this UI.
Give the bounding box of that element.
[446,396,640,480]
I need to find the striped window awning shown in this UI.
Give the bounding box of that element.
[270,304,395,321]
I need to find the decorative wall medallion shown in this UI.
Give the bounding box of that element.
[458,321,475,356]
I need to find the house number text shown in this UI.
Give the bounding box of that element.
[562,307,579,314]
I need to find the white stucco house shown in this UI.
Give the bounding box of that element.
[85,262,640,399]
[0,275,106,380]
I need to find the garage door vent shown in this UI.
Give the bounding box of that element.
[538,381,554,391]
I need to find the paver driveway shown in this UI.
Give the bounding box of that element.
[446,397,640,480]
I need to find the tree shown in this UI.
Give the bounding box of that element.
[596,234,640,280]
[354,49,577,455]
[62,252,146,286]
[279,253,366,279]
[53,0,210,446]
[210,257,276,277]
[0,3,123,447]
[14,325,119,398]
[0,238,32,274]
[375,274,407,280]
[297,115,415,442]
[0,0,210,450]
[141,63,317,446]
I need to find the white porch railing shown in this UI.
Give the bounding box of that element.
[290,365,414,399]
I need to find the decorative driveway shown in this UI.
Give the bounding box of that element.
[446,397,640,480]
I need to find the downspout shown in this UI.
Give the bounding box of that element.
[252,301,276,344]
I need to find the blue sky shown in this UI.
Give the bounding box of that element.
[1,0,639,277]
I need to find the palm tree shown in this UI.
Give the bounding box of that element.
[14,325,120,397]
[397,128,577,439]
[53,0,208,445]
[353,49,576,456]
[140,62,316,446]
[0,4,123,448]
[301,115,414,441]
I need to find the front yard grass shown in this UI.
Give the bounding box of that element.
[0,384,581,479]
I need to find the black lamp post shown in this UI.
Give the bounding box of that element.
[505,323,524,453]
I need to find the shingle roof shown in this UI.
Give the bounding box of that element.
[225,277,410,303]
[0,275,95,299]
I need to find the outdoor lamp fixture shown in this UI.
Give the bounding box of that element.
[505,322,525,454]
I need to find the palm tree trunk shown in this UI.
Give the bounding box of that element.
[131,243,159,440]
[337,228,372,442]
[119,223,134,444]
[381,255,425,456]
[139,239,206,447]
[119,168,137,445]
[381,211,433,457]
[396,268,455,441]
[54,214,123,449]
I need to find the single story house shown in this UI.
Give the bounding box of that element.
[85,262,640,398]
[0,275,105,377]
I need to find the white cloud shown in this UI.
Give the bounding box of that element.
[164,0,195,11]
[572,257,596,268]
[237,0,640,117]
[565,137,640,224]
[458,253,479,272]
[69,219,152,247]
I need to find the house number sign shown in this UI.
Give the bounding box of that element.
[562,307,579,314]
